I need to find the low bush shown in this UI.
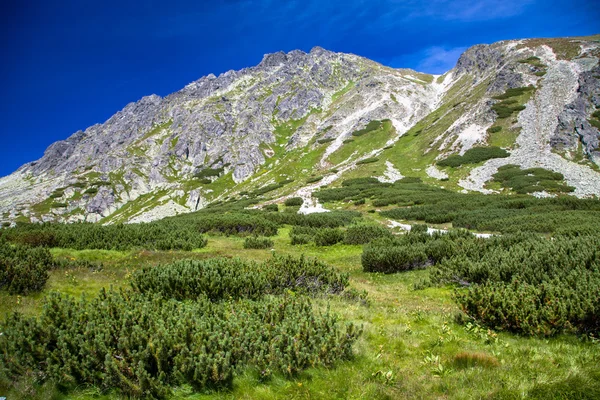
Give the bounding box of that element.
[317,137,335,144]
[437,147,509,168]
[356,157,379,165]
[344,224,392,245]
[352,120,383,137]
[284,197,304,207]
[132,254,349,300]
[315,228,345,246]
[362,238,429,273]
[0,241,54,295]
[306,176,323,183]
[262,204,279,212]
[243,236,274,249]
[0,289,359,398]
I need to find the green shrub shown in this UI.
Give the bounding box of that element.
[306,176,323,183]
[492,86,535,100]
[262,204,279,212]
[243,236,274,249]
[0,241,54,295]
[362,238,429,273]
[437,147,509,167]
[492,165,574,194]
[487,126,502,133]
[315,228,344,246]
[352,120,383,137]
[410,224,428,234]
[84,187,98,195]
[284,197,304,207]
[353,198,365,205]
[317,137,335,144]
[194,167,225,179]
[132,254,349,300]
[5,220,208,251]
[0,288,359,398]
[356,157,379,165]
[344,224,392,245]
[431,234,600,336]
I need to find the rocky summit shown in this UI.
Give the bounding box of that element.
[1,35,600,225]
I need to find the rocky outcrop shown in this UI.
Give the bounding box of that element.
[1,36,599,225]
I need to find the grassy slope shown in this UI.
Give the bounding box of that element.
[2,228,597,399]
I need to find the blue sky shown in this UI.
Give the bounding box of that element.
[0,0,598,177]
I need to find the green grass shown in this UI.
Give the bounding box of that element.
[2,222,598,399]
[328,120,395,165]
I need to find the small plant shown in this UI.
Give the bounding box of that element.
[284,197,304,207]
[243,236,274,249]
[356,157,379,165]
[306,176,323,184]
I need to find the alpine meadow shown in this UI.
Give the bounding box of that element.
[1,33,600,399]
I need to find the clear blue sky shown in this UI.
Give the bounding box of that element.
[1,0,598,177]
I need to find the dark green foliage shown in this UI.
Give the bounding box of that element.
[362,238,429,273]
[132,254,349,300]
[0,289,359,398]
[356,157,379,165]
[194,167,225,179]
[353,198,365,205]
[265,210,361,228]
[487,126,502,133]
[243,236,274,249]
[48,191,64,199]
[343,224,392,245]
[71,181,87,189]
[430,234,600,336]
[437,147,509,167]
[343,139,355,144]
[1,255,358,397]
[352,120,383,137]
[195,214,278,236]
[592,110,600,120]
[83,187,98,195]
[589,118,600,130]
[410,224,428,234]
[262,204,279,212]
[342,177,381,186]
[0,241,54,295]
[397,176,422,183]
[491,86,535,100]
[51,202,67,208]
[315,228,344,246]
[284,197,304,207]
[4,220,208,251]
[290,233,311,245]
[492,164,575,194]
[289,226,318,245]
[317,137,335,144]
[306,176,323,183]
[490,86,534,118]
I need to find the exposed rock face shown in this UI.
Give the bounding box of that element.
[1,36,599,225]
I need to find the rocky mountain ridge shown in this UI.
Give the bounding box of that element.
[1,35,599,225]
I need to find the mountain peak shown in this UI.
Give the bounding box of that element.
[1,35,599,226]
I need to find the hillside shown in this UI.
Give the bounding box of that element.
[1,35,600,225]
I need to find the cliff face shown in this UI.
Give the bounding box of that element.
[1,36,600,225]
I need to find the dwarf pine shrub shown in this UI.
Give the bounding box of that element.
[243,236,274,249]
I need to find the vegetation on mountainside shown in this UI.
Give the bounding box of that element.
[437,146,509,168]
[1,180,599,398]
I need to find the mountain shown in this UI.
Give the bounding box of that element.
[1,35,600,225]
